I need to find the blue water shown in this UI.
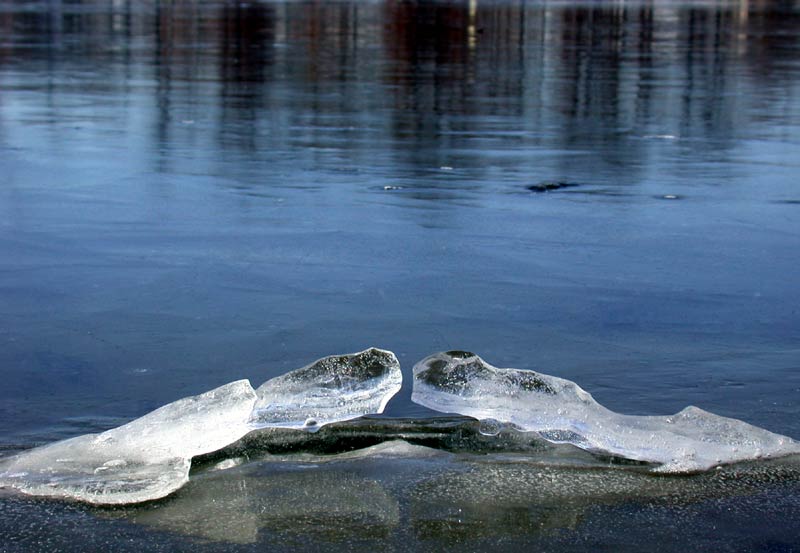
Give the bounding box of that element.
[1,0,800,549]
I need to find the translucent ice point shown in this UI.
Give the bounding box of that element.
[411,351,800,473]
[249,347,403,430]
[0,380,258,504]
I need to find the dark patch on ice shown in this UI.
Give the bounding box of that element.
[286,347,395,387]
[417,353,556,396]
[526,181,581,193]
[444,350,476,359]
[194,416,554,465]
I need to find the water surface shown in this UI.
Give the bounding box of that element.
[1,0,800,549]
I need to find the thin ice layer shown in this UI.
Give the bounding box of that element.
[412,351,800,472]
[0,380,258,504]
[250,347,402,430]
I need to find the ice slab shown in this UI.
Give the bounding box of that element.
[411,351,800,472]
[249,347,402,430]
[0,380,257,504]
[0,348,403,504]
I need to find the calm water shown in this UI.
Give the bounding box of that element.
[1,0,800,550]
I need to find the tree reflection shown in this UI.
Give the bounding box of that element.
[0,0,797,190]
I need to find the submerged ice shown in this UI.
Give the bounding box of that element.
[412,351,800,472]
[0,348,402,504]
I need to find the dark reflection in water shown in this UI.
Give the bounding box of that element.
[2,0,797,184]
[4,444,800,551]
[3,0,797,180]
[216,3,275,154]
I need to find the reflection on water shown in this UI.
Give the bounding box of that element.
[2,0,798,186]
[101,443,800,549]
[4,453,799,552]
[131,468,401,545]
[5,421,799,550]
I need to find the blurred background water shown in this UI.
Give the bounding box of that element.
[0,0,799,548]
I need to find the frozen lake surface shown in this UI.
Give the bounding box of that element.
[1,0,799,550]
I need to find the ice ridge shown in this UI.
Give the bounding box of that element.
[411,351,800,472]
[0,348,401,504]
[3,347,798,505]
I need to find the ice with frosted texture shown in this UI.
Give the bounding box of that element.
[0,380,257,504]
[249,347,402,430]
[0,348,402,504]
[411,351,800,472]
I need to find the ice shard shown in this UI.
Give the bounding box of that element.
[249,347,402,430]
[0,347,403,505]
[0,380,258,504]
[412,351,800,472]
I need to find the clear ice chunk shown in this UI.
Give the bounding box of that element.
[249,347,402,430]
[411,351,800,472]
[0,380,258,504]
[0,348,403,504]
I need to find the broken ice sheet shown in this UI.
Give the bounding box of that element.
[249,347,402,430]
[0,380,257,505]
[0,348,403,505]
[411,351,800,472]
